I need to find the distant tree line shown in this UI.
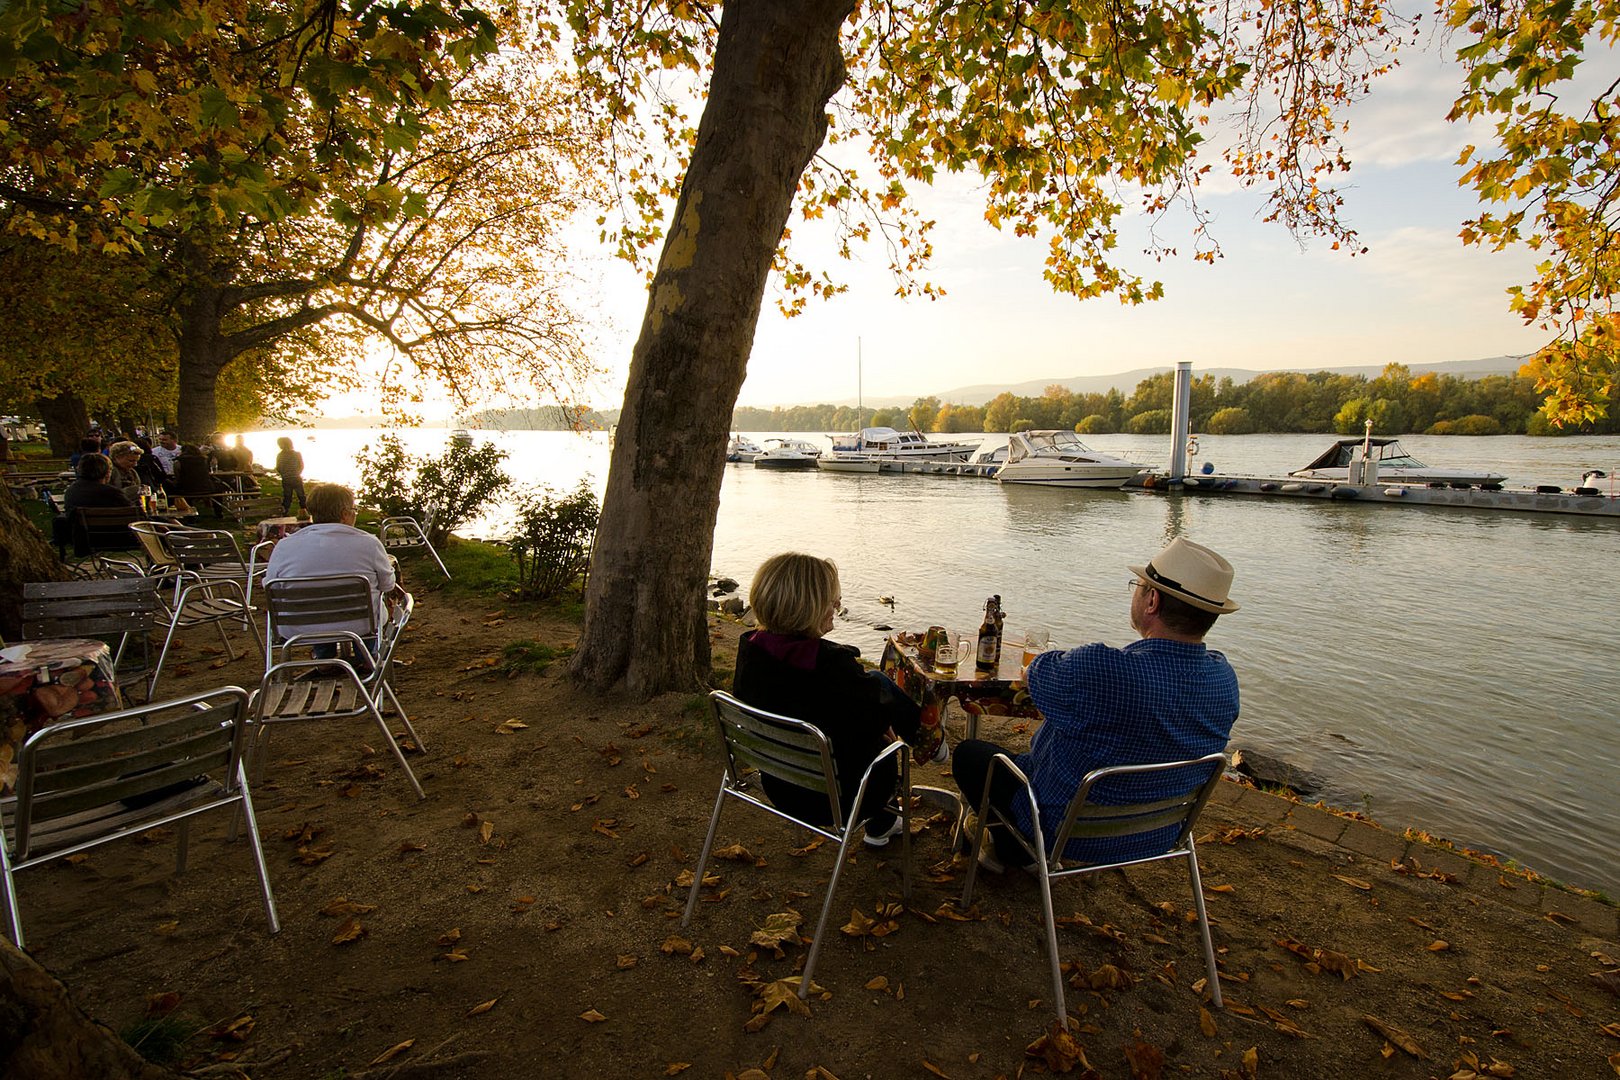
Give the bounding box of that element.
[732,363,1620,437]
[463,405,615,431]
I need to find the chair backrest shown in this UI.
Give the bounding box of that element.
[164,528,247,569]
[377,516,428,550]
[1049,752,1229,866]
[709,690,843,828]
[21,577,160,640]
[265,574,378,652]
[75,506,145,554]
[129,520,194,566]
[10,686,249,860]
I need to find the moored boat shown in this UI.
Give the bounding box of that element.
[825,426,978,462]
[1291,437,1507,487]
[817,455,882,473]
[726,435,763,463]
[995,430,1141,488]
[754,438,820,470]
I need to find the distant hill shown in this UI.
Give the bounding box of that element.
[805,356,1530,409]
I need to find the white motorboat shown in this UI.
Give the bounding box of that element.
[995,430,1141,488]
[826,426,978,462]
[753,438,820,470]
[817,454,881,473]
[726,435,763,463]
[1291,437,1507,487]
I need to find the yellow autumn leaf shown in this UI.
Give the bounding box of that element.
[580,1008,607,1022]
[467,999,498,1016]
[368,1039,414,1066]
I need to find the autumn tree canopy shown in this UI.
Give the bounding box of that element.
[559,0,1616,696]
[0,1,607,439]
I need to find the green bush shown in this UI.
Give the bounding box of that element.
[1074,413,1113,434]
[1427,414,1502,436]
[1127,409,1170,434]
[1009,418,1035,433]
[1205,406,1256,435]
[509,481,599,600]
[355,434,511,545]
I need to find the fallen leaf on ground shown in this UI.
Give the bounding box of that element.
[331,919,366,945]
[437,928,462,946]
[580,1009,607,1022]
[714,842,753,861]
[369,1039,414,1065]
[1025,1022,1095,1075]
[210,1015,255,1042]
[1364,1014,1427,1058]
[749,911,803,956]
[467,999,498,1016]
[922,1060,951,1078]
[664,1066,691,1076]
[1199,1006,1218,1037]
[1427,940,1452,952]
[1333,874,1373,890]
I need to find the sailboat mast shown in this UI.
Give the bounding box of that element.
[857,336,863,429]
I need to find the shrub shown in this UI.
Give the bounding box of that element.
[1009,418,1035,433]
[1205,406,1255,435]
[1427,414,1502,436]
[356,434,511,545]
[509,481,599,600]
[1127,409,1170,434]
[1074,413,1112,434]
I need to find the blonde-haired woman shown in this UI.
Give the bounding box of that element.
[732,552,923,848]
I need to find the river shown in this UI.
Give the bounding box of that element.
[243,427,1620,896]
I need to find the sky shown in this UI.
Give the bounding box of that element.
[334,29,1572,419]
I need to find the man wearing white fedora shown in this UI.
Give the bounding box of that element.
[952,537,1241,873]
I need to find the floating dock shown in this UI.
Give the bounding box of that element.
[793,457,1620,519]
[1131,473,1620,519]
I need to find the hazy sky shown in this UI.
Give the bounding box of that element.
[559,42,1553,412]
[341,33,1573,420]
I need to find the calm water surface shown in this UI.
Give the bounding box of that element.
[248,427,1620,894]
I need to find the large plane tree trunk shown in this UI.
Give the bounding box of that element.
[33,393,89,457]
[173,281,232,444]
[0,484,68,641]
[571,0,855,697]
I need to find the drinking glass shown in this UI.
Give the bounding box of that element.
[934,641,959,676]
[1021,626,1051,669]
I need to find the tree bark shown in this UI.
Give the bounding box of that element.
[173,281,232,443]
[571,0,856,697]
[0,484,69,639]
[33,393,89,457]
[1,938,177,1080]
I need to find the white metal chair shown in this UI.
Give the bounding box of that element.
[21,577,162,702]
[960,751,1229,1027]
[682,690,912,998]
[0,685,280,948]
[251,575,425,800]
[162,527,274,608]
[377,515,450,579]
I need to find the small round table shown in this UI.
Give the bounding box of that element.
[256,516,305,544]
[0,638,124,795]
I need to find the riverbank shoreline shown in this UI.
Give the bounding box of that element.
[10,568,1617,1078]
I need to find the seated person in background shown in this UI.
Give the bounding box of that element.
[105,440,147,502]
[174,442,232,517]
[67,436,101,469]
[60,452,136,555]
[731,552,923,849]
[150,430,182,485]
[952,537,1241,873]
[264,483,405,669]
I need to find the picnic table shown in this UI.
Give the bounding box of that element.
[0,639,123,795]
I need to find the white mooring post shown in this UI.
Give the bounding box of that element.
[1168,361,1193,484]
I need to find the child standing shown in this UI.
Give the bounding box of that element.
[275,436,307,517]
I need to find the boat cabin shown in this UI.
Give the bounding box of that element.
[1297,437,1429,472]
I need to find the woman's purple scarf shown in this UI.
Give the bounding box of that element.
[748,631,820,671]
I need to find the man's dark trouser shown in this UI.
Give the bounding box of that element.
[952,738,1035,867]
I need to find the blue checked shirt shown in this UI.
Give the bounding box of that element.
[1015,638,1239,863]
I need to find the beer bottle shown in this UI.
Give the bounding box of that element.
[974,596,1000,675]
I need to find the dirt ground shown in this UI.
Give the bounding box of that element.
[11,570,1620,1079]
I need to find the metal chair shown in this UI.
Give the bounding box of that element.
[377,515,450,579]
[960,752,1229,1027]
[95,556,265,700]
[162,527,273,609]
[251,575,425,800]
[21,577,162,702]
[682,690,912,998]
[72,505,146,558]
[0,685,280,948]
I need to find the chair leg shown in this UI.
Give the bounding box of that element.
[214,618,235,659]
[148,619,183,699]
[1185,842,1223,1008]
[898,758,913,904]
[0,847,25,949]
[363,692,424,800]
[381,681,426,752]
[1032,844,1069,1030]
[175,818,191,875]
[681,784,728,927]
[235,765,281,934]
[425,541,451,580]
[801,826,860,999]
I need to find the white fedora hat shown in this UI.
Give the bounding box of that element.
[1128,537,1239,614]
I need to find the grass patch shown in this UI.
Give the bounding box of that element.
[500,638,572,676]
[120,1014,200,1066]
